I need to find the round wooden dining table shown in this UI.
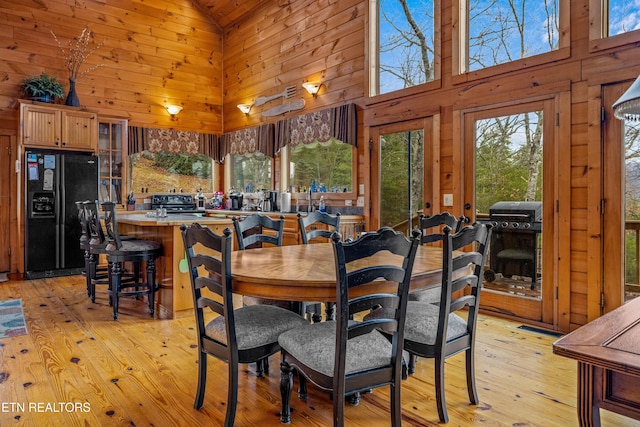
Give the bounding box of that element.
[230,243,447,302]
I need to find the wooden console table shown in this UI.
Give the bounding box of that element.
[553,297,640,426]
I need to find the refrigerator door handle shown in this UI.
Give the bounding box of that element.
[59,155,65,268]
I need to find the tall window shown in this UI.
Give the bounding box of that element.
[607,1,640,37]
[289,139,353,192]
[372,0,437,95]
[467,0,559,72]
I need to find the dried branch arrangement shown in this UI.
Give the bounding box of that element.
[51,27,105,80]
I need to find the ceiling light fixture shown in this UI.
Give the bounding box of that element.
[237,103,252,115]
[302,82,323,98]
[165,104,183,116]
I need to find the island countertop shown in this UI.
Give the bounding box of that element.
[116,214,235,319]
[117,213,234,227]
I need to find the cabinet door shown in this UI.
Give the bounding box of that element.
[61,110,97,149]
[98,118,127,205]
[21,104,61,147]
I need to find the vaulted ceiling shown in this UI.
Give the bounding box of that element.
[192,0,271,28]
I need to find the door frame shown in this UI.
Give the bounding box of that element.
[0,132,16,274]
[602,83,630,314]
[456,94,569,329]
[369,116,440,231]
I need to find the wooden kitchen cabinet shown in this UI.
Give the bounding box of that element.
[19,100,98,150]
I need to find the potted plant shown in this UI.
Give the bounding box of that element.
[21,72,66,104]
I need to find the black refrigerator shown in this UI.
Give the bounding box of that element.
[24,149,98,279]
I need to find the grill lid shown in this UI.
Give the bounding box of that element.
[489,201,542,222]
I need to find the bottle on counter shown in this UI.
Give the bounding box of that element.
[127,192,136,211]
[196,188,206,210]
[319,196,326,213]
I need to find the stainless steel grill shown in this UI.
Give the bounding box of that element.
[483,201,542,289]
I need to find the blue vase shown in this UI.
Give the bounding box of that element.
[65,78,80,107]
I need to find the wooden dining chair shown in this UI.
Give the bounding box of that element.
[297,211,341,244]
[232,213,283,250]
[405,212,468,374]
[409,212,467,305]
[180,224,307,427]
[101,202,163,320]
[279,227,421,426]
[297,211,341,322]
[382,222,492,423]
[232,213,297,374]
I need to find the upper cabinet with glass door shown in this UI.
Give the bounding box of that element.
[98,117,127,205]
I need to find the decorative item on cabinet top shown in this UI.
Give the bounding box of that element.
[20,73,65,104]
[51,26,105,107]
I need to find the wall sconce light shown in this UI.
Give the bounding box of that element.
[237,103,252,115]
[613,75,640,121]
[165,104,183,116]
[302,82,323,98]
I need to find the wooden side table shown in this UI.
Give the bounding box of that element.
[553,297,640,426]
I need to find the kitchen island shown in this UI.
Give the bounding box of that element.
[116,210,364,319]
[116,213,234,319]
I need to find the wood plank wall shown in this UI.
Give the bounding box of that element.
[221,0,366,131]
[0,0,224,133]
[3,0,640,331]
[221,0,640,332]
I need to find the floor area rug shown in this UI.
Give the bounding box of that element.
[0,299,28,338]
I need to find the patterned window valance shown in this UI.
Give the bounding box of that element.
[128,126,220,161]
[275,103,358,152]
[220,123,275,158]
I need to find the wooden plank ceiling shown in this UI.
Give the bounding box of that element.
[193,0,272,28]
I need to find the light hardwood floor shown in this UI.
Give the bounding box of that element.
[1,276,638,426]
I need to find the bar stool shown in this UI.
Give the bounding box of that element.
[83,201,140,304]
[101,202,163,320]
[75,201,92,297]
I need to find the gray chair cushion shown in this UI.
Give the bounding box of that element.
[364,301,468,346]
[206,305,308,350]
[278,321,393,377]
[409,286,441,303]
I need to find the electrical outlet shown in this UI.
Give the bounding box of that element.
[443,194,453,206]
[357,197,365,207]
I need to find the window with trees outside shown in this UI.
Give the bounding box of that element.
[129,151,213,194]
[372,0,437,95]
[606,1,640,37]
[466,0,559,72]
[624,120,640,301]
[475,112,543,214]
[230,153,272,192]
[288,138,353,192]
